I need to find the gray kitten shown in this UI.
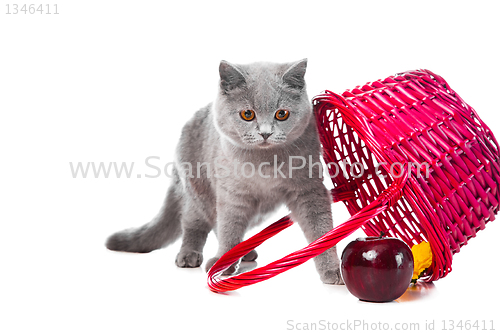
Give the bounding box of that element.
[106,59,343,284]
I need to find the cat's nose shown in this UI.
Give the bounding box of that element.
[259,132,273,140]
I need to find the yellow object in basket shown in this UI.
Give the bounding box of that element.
[411,241,433,282]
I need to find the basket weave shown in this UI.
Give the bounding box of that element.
[207,69,500,292]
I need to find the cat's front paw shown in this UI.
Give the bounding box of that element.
[320,269,345,285]
[242,249,258,262]
[175,250,203,268]
[205,257,238,275]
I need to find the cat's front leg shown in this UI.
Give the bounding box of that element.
[204,191,255,274]
[287,183,344,285]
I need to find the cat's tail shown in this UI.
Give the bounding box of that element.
[105,173,183,253]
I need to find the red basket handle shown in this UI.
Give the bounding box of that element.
[207,169,408,293]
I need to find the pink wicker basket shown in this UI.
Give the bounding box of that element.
[207,69,500,292]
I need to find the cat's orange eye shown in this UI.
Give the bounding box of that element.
[240,109,255,121]
[275,109,290,121]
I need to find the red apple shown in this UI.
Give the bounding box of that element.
[341,236,414,302]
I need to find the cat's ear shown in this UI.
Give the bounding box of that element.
[282,58,307,90]
[219,60,246,93]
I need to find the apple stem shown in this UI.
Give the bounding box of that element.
[379,231,385,239]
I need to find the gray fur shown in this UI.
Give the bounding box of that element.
[106,59,343,284]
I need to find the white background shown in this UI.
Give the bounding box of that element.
[1,1,499,332]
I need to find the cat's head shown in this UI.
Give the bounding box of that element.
[213,59,313,149]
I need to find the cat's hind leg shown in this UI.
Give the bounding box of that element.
[175,216,212,268]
